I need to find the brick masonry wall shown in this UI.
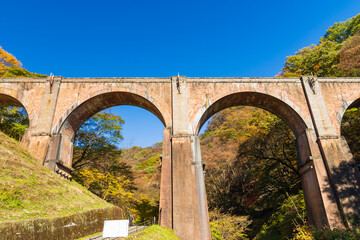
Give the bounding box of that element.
[0,206,123,240]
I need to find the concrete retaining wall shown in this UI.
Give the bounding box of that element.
[0,206,123,240]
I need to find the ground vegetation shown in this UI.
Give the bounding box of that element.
[0,131,111,221]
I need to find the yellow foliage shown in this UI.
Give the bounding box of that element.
[0,46,46,78]
[292,225,315,240]
[0,46,22,74]
[78,169,134,209]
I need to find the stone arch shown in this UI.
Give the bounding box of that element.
[48,91,167,170]
[55,91,167,136]
[0,93,27,108]
[338,96,360,135]
[337,95,360,176]
[195,91,309,137]
[0,93,33,149]
[0,83,43,131]
[193,91,339,228]
[0,93,31,124]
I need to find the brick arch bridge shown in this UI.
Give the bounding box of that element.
[0,76,360,240]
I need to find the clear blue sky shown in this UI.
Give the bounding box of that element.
[1,1,359,147]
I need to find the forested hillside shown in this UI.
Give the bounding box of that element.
[279,13,360,77]
[201,107,302,239]
[73,139,162,223]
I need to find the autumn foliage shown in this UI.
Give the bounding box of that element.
[0,46,45,78]
[280,13,360,78]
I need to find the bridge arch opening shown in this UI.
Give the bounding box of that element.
[340,98,360,170]
[52,91,166,168]
[58,91,166,138]
[195,91,331,233]
[0,94,30,142]
[48,91,165,221]
[196,92,307,137]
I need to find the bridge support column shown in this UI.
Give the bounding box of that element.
[297,129,344,228]
[159,127,172,229]
[43,133,73,179]
[192,135,211,239]
[171,135,211,240]
[301,76,360,227]
[26,134,51,161]
[317,137,360,225]
[171,76,211,240]
[25,77,62,163]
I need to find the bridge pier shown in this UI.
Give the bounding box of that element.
[159,127,172,229]
[301,76,360,227]
[166,76,211,240]
[317,137,360,225]
[297,129,344,228]
[25,134,51,161]
[43,133,73,179]
[20,76,62,167]
[170,134,211,240]
[192,135,211,239]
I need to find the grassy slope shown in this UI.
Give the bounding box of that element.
[126,225,179,240]
[77,225,179,240]
[0,131,112,222]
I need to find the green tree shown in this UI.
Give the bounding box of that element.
[72,112,137,212]
[72,112,125,171]
[131,196,159,223]
[202,107,303,239]
[77,168,134,212]
[209,209,251,240]
[281,41,341,77]
[237,115,300,210]
[0,106,29,140]
[280,13,360,78]
[257,192,306,240]
[321,13,360,43]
